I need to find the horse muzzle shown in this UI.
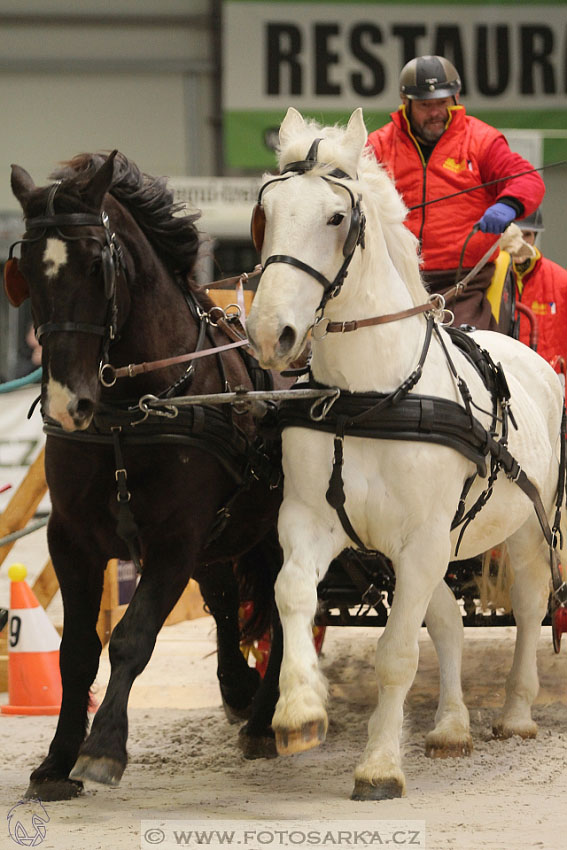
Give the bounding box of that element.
[246,316,300,370]
[45,376,95,431]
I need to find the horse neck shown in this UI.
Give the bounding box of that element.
[310,235,429,392]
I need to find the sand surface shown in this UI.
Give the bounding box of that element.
[1,613,566,850]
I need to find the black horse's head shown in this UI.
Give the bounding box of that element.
[6,151,201,432]
[6,152,129,431]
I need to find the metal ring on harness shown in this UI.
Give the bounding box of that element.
[224,303,242,321]
[99,361,117,387]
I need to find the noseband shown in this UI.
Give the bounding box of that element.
[7,180,124,357]
[251,138,366,311]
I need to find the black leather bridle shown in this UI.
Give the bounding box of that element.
[8,181,125,368]
[251,139,366,312]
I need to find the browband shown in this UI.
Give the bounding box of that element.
[24,213,104,231]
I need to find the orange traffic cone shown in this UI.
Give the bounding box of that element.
[1,564,62,716]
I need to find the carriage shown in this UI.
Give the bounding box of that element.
[3,116,567,801]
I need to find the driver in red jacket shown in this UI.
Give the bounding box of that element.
[367,55,545,331]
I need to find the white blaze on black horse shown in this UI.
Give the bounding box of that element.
[43,238,68,278]
[5,151,283,800]
[247,107,566,800]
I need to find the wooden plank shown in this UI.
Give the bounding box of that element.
[0,448,48,568]
[165,579,207,626]
[208,288,254,313]
[96,560,119,647]
[32,559,59,610]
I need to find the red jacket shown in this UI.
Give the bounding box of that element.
[516,249,567,367]
[367,105,545,271]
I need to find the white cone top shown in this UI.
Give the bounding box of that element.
[8,608,61,653]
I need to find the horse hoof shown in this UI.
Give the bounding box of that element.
[275,720,326,756]
[70,755,125,786]
[492,722,537,740]
[24,777,84,802]
[238,728,278,760]
[222,697,252,725]
[350,778,404,801]
[425,737,473,758]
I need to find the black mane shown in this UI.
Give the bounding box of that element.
[50,152,201,276]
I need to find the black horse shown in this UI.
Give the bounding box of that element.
[5,151,282,800]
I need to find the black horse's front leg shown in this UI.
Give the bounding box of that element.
[197,561,261,723]
[26,520,105,801]
[70,539,196,787]
[238,605,282,759]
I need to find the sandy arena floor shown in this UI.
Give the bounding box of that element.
[1,529,566,849]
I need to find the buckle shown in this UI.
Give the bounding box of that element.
[311,316,330,340]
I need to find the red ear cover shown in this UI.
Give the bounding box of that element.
[3,258,29,307]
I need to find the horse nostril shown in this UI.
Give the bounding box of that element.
[68,398,94,423]
[277,325,296,355]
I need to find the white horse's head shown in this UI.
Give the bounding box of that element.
[247,107,423,370]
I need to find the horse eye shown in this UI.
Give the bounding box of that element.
[328,213,344,226]
[89,257,102,276]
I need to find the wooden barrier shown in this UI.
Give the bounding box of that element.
[95,560,207,646]
[0,449,47,568]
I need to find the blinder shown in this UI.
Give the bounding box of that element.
[4,256,30,307]
[250,203,265,254]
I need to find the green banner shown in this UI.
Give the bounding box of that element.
[223,1,567,171]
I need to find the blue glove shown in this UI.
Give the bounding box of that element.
[477,202,517,234]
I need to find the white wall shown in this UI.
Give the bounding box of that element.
[0,0,217,210]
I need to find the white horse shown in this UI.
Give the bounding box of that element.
[246,106,566,800]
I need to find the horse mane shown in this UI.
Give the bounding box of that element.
[276,117,429,307]
[51,152,200,276]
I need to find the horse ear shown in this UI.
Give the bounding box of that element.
[83,150,118,210]
[344,108,368,155]
[279,107,305,147]
[11,165,36,208]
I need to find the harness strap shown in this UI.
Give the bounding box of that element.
[338,552,385,609]
[317,298,443,334]
[263,254,331,290]
[325,417,370,552]
[36,321,107,341]
[323,317,436,553]
[111,426,143,573]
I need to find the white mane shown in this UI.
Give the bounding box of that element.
[276,114,429,308]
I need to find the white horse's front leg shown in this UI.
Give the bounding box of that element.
[424,579,472,757]
[352,534,450,800]
[272,500,343,756]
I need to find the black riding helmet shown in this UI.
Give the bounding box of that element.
[400,55,461,101]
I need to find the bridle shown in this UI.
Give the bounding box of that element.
[250,139,366,312]
[5,180,125,368]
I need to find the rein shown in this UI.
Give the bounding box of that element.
[100,336,249,387]
[407,160,567,212]
[312,294,446,339]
